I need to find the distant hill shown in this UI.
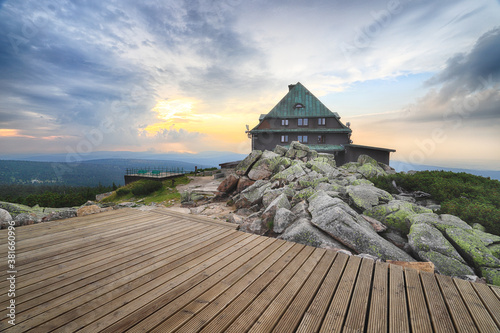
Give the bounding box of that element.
[0,150,248,167]
[391,161,500,181]
[0,158,214,187]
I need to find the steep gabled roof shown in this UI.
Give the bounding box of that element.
[264,82,340,119]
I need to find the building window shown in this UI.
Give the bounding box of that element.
[298,135,308,143]
[318,135,325,143]
[298,118,308,126]
[294,103,304,109]
[281,135,288,143]
[281,119,288,126]
[318,118,326,125]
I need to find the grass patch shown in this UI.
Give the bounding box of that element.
[102,175,191,206]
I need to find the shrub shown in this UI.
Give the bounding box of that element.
[370,171,500,236]
[115,188,130,196]
[130,180,162,196]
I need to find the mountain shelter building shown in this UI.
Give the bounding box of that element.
[248,82,395,165]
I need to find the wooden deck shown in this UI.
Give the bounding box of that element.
[0,208,499,332]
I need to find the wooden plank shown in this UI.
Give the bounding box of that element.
[197,243,308,333]
[319,255,362,333]
[454,278,499,333]
[151,208,238,229]
[11,216,188,277]
[174,242,300,333]
[472,283,500,327]
[43,231,248,333]
[389,263,409,333]
[104,236,284,333]
[247,248,326,333]
[296,252,349,333]
[223,246,316,333]
[420,271,455,333]
[343,258,375,333]
[367,261,389,333]
[491,285,500,300]
[2,229,243,332]
[272,250,337,333]
[404,268,433,333]
[7,223,211,320]
[436,274,479,333]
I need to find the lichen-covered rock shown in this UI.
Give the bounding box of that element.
[240,218,267,235]
[357,162,387,178]
[278,217,349,250]
[345,184,393,211]
[217,173,239,193]
[236,150,262,176]
[229,213,246,225]
[261,193,291,228]
[306,160,339,177]
[408,213,472,232]
[77,205,102,217]
[285,141,310,159]
[235,180,272,208]
[236,176,255,193]
[445,228,500,269]
[262,187,293,208]
[248,155,292,180]
[308,193,415,261]
[295,172,328,189]
[291,200,310,219]
[273,208,296,233]
[418,251,474,277]
[408,223,474,276]
[271,163,306,183]
[361,215,387,233]
[274,145,288,156]
[41,210,77,222]
[316,154,336,167]
[480,267,500,286]
[358,154,378,166]
[13,213,38,226]
[364,200,433,234]
[292,187,316,203]
[0,208,13,228]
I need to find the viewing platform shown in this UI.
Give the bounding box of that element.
[124,167,188,185]
[0,208,498,332]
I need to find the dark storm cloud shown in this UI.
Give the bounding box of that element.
[401,27,500,124]
[426,27,500,91]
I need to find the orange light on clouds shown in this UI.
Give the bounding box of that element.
[0,129,22,137]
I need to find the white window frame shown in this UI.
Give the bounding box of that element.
[281,135,288,143]
[318,118,326,125]
[281,119,289,126]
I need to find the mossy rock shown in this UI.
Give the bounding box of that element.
[357,163,387,178]
[445,227,500,269]
[480,267,500,286]
[364,200,432,234]
[418,250,474,277]
[292,187,316,202]
[271,163,306,182]
[358,154,378,166]
[298,176,329,189]
[236,150,262,176]
[408,213,472,232]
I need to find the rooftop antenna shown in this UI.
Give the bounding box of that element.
[346,122,351,128]
[245,124,251,138]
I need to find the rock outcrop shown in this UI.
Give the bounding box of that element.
[215,142,500,285]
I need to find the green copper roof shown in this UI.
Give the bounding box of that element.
[265,82,340,119]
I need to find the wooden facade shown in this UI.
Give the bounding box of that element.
[250,83,395,165]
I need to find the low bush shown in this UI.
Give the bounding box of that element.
[115,187,130,196]
[370,171,500,236]
[130,180,163,196]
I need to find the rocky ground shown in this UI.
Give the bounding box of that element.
[2,142,499,286]
[181,142,499,286]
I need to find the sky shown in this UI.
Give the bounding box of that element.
[0,0,499,169]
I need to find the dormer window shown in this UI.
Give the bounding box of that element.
[294,103,304,109]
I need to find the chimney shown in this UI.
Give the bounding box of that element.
[288,84,296,91]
